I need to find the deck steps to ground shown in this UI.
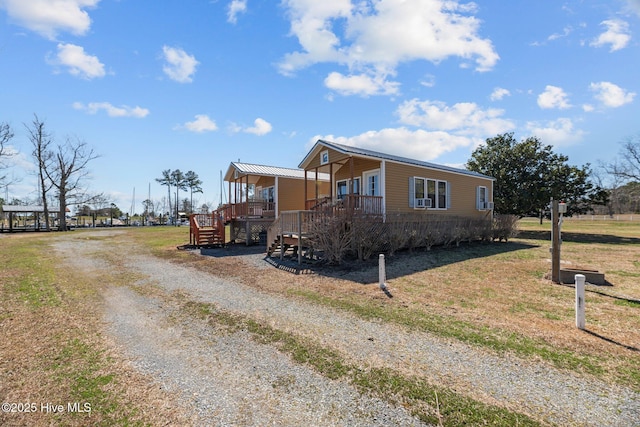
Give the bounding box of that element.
[195,226,224,246]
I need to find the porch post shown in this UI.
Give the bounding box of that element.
[297,211,302,265]
[275,176,279,218]
[245,174,249,216]
[329,162,333,201]
[304,169,308,210]
[381,160,386,221]
[350,156,354,193]
[350,156,355,212]
[314,167,319,203]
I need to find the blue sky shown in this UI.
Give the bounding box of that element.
[1,0,638,214]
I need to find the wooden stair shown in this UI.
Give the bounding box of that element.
[195,226,224,246]
[190,212,225,247]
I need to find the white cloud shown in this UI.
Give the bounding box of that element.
[526,118,586,147]
[227,0,247,24]
[181,115,218,133]
[589,81,636,107]
[582,104,595,112]
[396,99,515,137]
[0,0,99,39]
[324,71,400,97]
[624,0,640,17]
[244,118,273,135]
[490,87,510,101]
[52,43,105,79]
[162,46,199,83]
[537,85,571,109]
[590,19,631,52]
[229,118,273,135]
[279,0,498,95]
[547,26,573,42]
[73,102,149,118]
[313,127,472,161]
[311,98,516,161]
[419,74,436,88]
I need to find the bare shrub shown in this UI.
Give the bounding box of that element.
[307,211,352,264]
[492,214,520,242]
[306,211,502,263]
[386,214,413,256]
[351,215,389,260]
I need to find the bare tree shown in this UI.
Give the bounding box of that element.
[26,115,55,230]
[45,136,99,231]
[0,122,15,180]
[606,135,640,183]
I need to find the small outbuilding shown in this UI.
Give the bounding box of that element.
[0,205,67,232]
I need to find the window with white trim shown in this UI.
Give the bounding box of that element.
[410,176,448,209]
[476,186,488,210]
[320,150,329,165]
[336,178,360,200]
[261,186,275,203]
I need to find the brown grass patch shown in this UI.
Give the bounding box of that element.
[148,219,640,389]
[0,233,194,427]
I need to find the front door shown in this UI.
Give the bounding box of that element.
[363,169,380,196]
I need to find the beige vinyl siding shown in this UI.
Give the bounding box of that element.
[310,180,330,200]
[334,158,381,182]
[277,178,306,212]
[305,147,351,170]
[385,162,492,218]
[255,176,275,188]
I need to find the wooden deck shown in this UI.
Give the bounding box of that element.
[221,201,275,223]
[305,194,383,215]
[190,202,275,247]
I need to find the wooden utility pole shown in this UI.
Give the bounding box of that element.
[551,199,560,283]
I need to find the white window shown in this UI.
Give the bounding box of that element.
[262,186,275,203]
[320,150,329,165]
[363,170,380,196]
[477,186,488,210]
[410,176,449,209]
[336,178,360,200]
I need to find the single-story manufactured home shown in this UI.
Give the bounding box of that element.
[299,139,494,218]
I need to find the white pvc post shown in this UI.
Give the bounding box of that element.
[379,254,387,291]
[575,274,586,330]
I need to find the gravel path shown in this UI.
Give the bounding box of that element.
[53,232,640,426]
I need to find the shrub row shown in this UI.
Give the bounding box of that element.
[307,213,519,264]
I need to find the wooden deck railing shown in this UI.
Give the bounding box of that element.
[305,195,383,216]
[221,201,275,221]
[189,212,224,245]
[267,210,326,264]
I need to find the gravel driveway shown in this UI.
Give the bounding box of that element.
[53,231,640,426]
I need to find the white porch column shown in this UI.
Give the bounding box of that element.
[380,160,386,221]
[275,176,279,218]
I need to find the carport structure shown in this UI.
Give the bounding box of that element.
[0,205,65,232]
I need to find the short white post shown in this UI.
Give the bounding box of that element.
[575,274,586,330]
[379,254,387,291]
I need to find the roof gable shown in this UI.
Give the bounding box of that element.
[300,139,494,181]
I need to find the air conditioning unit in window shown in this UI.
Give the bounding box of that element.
[415,198,432,209]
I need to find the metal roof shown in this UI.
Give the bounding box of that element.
[227,162,330,181]
[300,139,494,181]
